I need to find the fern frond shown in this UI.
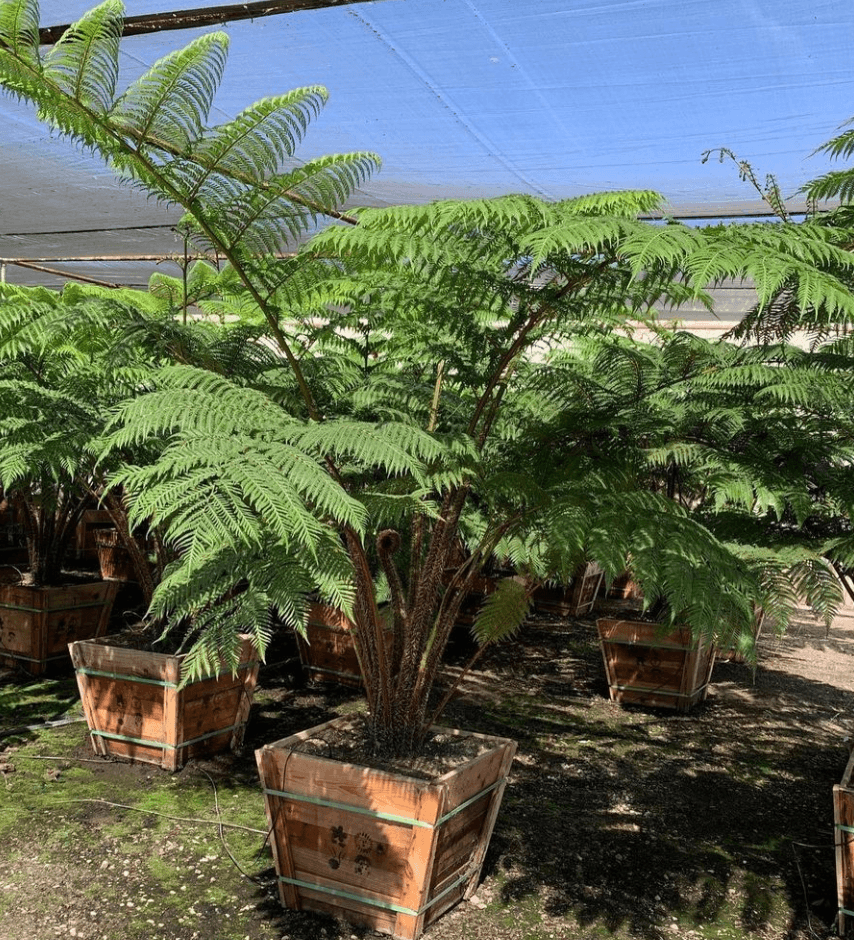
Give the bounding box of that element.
[470,576,531,646]
[42,0,122,114]
[191,88,328,181]
[110,31,227,150]
[0,0,39,65]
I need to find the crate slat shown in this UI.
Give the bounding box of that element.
[835,748,854,933]
[532,562,604,617]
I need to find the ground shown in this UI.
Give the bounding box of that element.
[1,592,853,940]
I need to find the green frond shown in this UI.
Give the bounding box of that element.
[291,420,445,480]
[803,168,854,206]
[110,31,228,150]
[191,87,330,180]
[42,0,123,114]
[563,189,665,217]
[802,116,854,204]
[470,576,531,646]
[358,490,440,528]
[0,0,39,65]
[618,223,706,278]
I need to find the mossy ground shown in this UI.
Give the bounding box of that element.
[1,602,852,940]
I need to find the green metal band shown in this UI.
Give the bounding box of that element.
[307,665,361,682]
[436,780,500,826]
[839,906,854,916]
[835,823,854,835]
[91,723,239,751]
[1,649,70,664]
[76,661,257,688]
[264,787,433,828]
[601,637,699,652]
[265,777,502,830]
[0,600,110,613]
[280,866,472,917]
[78,668,176,688]
[611,682,709,698]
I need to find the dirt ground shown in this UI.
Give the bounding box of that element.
[1,593,854,940]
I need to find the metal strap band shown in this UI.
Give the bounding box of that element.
[307,665,361,681]
[836,824,854,834]
[601,638,699,652]
[78,668,176,688]
[611,682,710,697]
[0,600,110,613]
[76,661,257,688]
[436,780,500,826]
[279,866,473,917]
[1,650,71,664]
[90,723,239,751]
[840,905,854,916]
[264,788,432,828]
[265,777,502,830]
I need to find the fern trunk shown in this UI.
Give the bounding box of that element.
[20,487,91,586]
[346,488,492,758]
[101,489,158,607]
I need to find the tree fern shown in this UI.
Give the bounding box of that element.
[10,0,854,754]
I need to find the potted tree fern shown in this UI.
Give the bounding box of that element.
[569,332,846,706]
[7,2,854,934]
[0,275,266,764]
[0,284,122,674]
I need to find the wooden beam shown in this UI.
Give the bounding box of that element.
[6,260,121,288]
[38,0,383,45]
[0,253,295,262]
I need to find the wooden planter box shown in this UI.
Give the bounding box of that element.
[297,603,393,688]
[69,633,260,771]
[715,608,766,663]
[93,529,135,582]
[0,580,119,675]
[532,562,604,617]
[297,603,362,687]
[596,618,716,713]
[834,747,854,934]
[607,571,644,600]
[256,718,517,940]
[74,509,113,563]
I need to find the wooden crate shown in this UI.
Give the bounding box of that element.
[93,529,135,582]
[69,633,259,771]
[0,497,25,564]
[74,509,113,562]
[715,607,765,663]
[596,618,716,713]
[835,747,854,934]
[532,562,604,617]
[256,718,516,940]
[297,603,393,688]
[607,571,644,600]
[0,580,119,675]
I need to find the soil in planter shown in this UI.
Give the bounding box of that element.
[292,714,494,780]
[0,567,109,588]
[89,621,186,655]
